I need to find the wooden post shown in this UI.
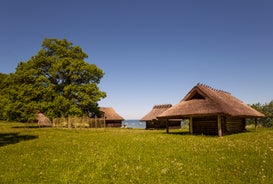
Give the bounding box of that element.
[189,117,193,134]
[104,116,106,131]
[166,119,169,133]
[68,116,71,129]
[95,115,97,129]
[217,115,222,137]
[255,118,258,132]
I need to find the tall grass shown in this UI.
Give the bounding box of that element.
[0,121,273,183]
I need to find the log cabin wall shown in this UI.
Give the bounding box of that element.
[146,121,155,129]
[168,121,181,129]
[146,120,166,129]
[192,116,218,135]
[226,117,245,133]
[146,120,181,129]
[154,120,167,129]
[191,116,245,135]
[106,120,122,127]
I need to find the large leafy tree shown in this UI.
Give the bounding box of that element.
[251,101,273,127]
[0,38,106,122]
[0,73,10,120]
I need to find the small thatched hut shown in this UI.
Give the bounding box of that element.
[37,112,52,127]
[140,104,181,129]
[159,83,265,136]
[99,107,124,127]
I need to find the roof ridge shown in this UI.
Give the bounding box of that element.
[197,83,230,94]
[153,104,172,109]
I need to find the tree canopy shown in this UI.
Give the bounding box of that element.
[0,38,106,122]
[250,101,273,127]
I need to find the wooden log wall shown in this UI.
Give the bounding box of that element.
[106,120,122,127]
[225,117,245,133]
[192,116,218,135]
[147,120,181,129]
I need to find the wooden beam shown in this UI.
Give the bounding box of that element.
[166,119,169,133]
[104,116,106,131]
[189,117,193,134]
[217,115,222,137]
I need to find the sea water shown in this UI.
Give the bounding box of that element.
[122,120,146,129]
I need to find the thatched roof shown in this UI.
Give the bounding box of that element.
[99,107,124,121]
[37,112,52,126]
[140,104,172,122]
[159,83,265,119]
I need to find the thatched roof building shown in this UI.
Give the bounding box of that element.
[159,83,264,136]
[141,104,172,122]
[99,107,124,127]
[140,104,181,129]
[37,112,52,127]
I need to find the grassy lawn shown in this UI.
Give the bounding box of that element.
[0,121,273,183]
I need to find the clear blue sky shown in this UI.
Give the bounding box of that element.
[1,0,273,119]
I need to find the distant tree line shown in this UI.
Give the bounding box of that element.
[0,38,106,122]
[250,101,273,127]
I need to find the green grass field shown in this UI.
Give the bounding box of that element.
[0,121,273,184]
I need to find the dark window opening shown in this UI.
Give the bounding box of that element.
[188,92,205,100]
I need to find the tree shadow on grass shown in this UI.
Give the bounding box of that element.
[0,133,38,147]
[12,125,39,128]
[12,125,40,129]
[12,125,52,129]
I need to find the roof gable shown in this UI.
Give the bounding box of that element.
[184,89,206,101]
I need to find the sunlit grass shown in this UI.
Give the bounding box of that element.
[0,121,273,183]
